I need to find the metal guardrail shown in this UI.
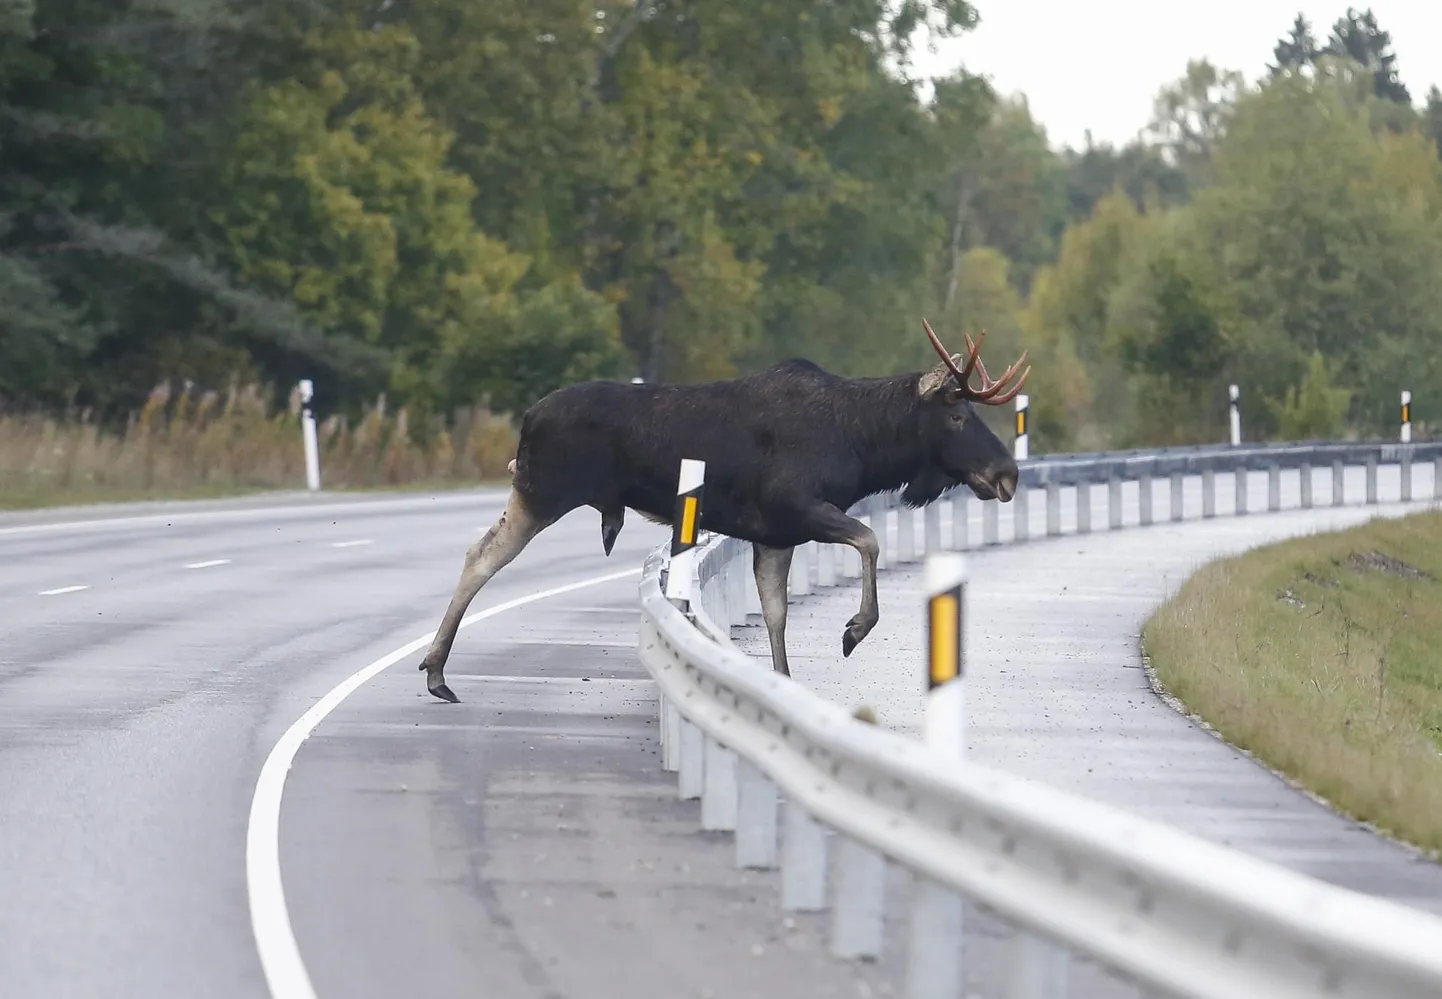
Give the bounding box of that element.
[635,440,1442,999]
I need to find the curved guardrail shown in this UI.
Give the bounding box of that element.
[636,439,1442,999]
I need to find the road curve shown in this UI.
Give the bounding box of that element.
[0,491,901,999]
[734,471,1442,905]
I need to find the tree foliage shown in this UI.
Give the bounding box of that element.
[3,1,1441,461]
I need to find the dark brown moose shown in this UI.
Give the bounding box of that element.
[417,318,1029,702]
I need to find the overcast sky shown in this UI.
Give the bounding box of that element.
[908,1,1441,151]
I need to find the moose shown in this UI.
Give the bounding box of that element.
[417,318,1029,702]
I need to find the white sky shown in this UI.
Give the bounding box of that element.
[909,1,1442,151]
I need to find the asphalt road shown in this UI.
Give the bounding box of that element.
[0,491,902,999]
[733,469,1442,995]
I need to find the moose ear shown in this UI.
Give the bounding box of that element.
[917,353,968,399]
[917,365,950,399]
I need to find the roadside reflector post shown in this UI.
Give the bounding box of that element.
[905,551,966,999]
[665,458,706,609]
[298,378,321,491]
[1014,393,1029,461]
[1402,390,1412,443]
[1228,383,1241,446]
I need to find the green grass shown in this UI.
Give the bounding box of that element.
[1143,508,1442,858]
[0,381,518,511]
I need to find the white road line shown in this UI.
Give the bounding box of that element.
[245,565,642,999]
[185,559,232,569]
[330,539,373,549]
[39,585,89,596]
[0,492,510,538]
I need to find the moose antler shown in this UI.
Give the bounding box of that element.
[921,318,1031,405]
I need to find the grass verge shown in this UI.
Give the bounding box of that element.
[1143,509,1442,858]
[0,382,518,511]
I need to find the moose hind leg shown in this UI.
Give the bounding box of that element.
[417,489,541,702]
[752,543,794,676]
[797,503,880,658]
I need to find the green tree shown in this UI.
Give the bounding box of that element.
[1268,350,1353,439]
[1186,69,1442,435]
[1268,13,1320,78]
[1144,58,1246,186]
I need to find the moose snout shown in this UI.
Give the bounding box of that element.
[988,460,1019,503]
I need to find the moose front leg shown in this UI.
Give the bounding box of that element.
[798,503,881,658]
[751,543,795,676]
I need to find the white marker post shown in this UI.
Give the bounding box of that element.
[905,551,967,999]
[664,458,706,607]
[298,378,321,491]
[1401,390,1412,443]
[1014,393,1029,461]
[1228,383,1241,446]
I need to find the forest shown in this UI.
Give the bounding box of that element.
[3,0,1440,480]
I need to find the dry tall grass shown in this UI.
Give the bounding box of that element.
[0,381,518,509]
[1143,509,1442,857]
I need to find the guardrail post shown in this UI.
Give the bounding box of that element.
[1366,453,1378,504]
[1235,467,1248,516]
[1107,475,1122,529]
[1005,928,1070,998]
[817,544,837,587]
[1402,448,1413,502]
[735,758,778,869]
[1300,463,1313,509]
[1333,459,1345,506]
[1139,474,1153,525]
[906,553,968,999]
[924,502,942,554]
[1170,472,1183,521]
[729,544,748,623]
[1014,483,1029,542]
[951,491,969,550]
[702,736,738,830]
[781,800,827,911]
[658,693,672,769]
[1268,463,1280,512]
[1076,482,1091,534]
[663,701,681,772]
[1045,482,1061,536]
[830,836,886,960]
[1435,455,1442,501]
[898,505,917,562]
[983,500,999,546]
[1203,469,1216,518]
[789,542,812,597]
[678,719,704,800]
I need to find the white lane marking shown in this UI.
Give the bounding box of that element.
[330,539,373,549]
[39,585,89,596]
[185,559,232,569]
[245,565,642,999]
[0,492,510,538]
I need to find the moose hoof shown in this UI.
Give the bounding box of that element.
[841,616,873,657]
[425,666,460,703]
[429,683,460,703]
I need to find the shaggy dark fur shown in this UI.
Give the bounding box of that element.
[512,358,1018,550]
